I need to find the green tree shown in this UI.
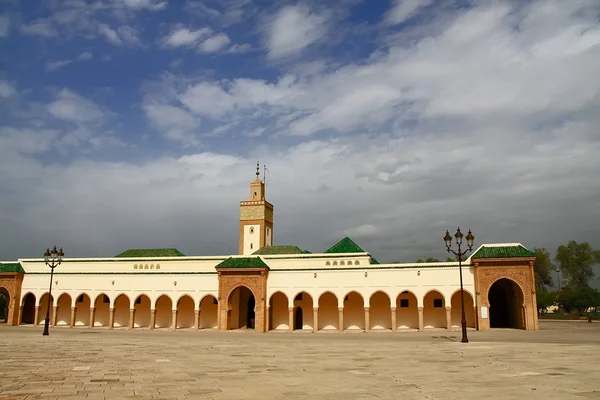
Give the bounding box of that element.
[533,247,554,290]
[416,258,440,263]
[558,287,600,315]
[555,241,600,289]
[536,289,555,315]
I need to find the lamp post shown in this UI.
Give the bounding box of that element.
[43,246,64,336]
[444,228,474,343]
[555,268,561,292]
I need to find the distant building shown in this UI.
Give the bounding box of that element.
[0,166,539,332]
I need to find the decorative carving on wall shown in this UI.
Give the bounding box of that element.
[477,265,531,307]
[217,268,268,332]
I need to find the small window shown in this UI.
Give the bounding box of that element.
[144,264,149,269]
[340,261,345,265]
[150,264,154,269]
[354,260,360,265]
[325,261,331,266]
[433,299,443,308]
[134,264,138,269]
[295,293,302,301]
[266,227,270,234]
[333,261,338,266]
[400,299,409,308]
[135,297,141,305]
[156,264,160,269]
[250,243,253,249]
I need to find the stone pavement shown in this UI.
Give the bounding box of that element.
[1,321,599,400]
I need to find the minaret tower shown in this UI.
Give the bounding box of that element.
[239,162,274,255]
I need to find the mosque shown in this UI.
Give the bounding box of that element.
[0,166,539,333]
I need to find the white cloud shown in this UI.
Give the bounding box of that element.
[78,51,94,60]
[384,0,432,26]
[198,33,231,53]
[114,0,167,11]
[47,89,105,123]
[46,60,72,71]
[267,5,329,59]
[20,21,58,37]
[118,25,144,46]
[227,43,253,54]
[0,14,10,37]
[162,27,212,47]
[98,23,123,45]
[0,80,16,98]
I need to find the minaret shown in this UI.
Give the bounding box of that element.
[239,162,274,255]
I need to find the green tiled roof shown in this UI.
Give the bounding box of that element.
[370,257,380,265]
[215,257,269,269]
[253,245,305,255]
[0,262,25,273]
[471,245,535,259]
[324,237,366,254]
[115,248,185,258]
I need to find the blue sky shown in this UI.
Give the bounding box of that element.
[1,0,600,273]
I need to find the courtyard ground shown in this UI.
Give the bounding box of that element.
[0,321,599,400]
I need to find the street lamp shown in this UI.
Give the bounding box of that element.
[43,246,64,336]
[555,268,561,291]
[444,227,474,343]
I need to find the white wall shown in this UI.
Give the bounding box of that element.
[243,224,260,255]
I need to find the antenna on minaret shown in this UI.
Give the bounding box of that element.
[264,164,269,195]
[256,161,260,178]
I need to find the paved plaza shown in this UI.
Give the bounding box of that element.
[1,321,599,400]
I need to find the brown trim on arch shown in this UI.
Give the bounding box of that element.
[0,272,24,326]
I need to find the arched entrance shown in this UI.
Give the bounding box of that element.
[199,295,218,329]
[269,292,289,331]
[227,286,255,330]
[21,293,36,324]
[293,292,313,331]
[0,287,9,323]
[488,278,525,329]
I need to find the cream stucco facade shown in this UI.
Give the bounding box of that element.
[0,169,539,334]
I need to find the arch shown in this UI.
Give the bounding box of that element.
[0,287,10,324]
[396,291,418,330]
[488,278,525,329]
[450,290,475,329]
[20,293,36,325]
[55,293,72,326]
[177,295,195,329]
[318,291,339,331]
[133,294,151,328]
[113,294,130,328]
[269,292,289,331]
[154,295,173,329]
[199,295,218,329]
[37,293,54,325]
[423,290,446,329]
[93,293,110,326]
[74,293,91,326]
[369,291,391,330]
[227,286,256,330]
[292,291,313,331]
[343,291,364,330]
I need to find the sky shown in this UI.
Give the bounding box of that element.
[0,0,599,267]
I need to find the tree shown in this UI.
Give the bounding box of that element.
[536,289,555,315]
[555,241,600,289]
[558,287,600,315]
[533,247,554,290]
[416,258,440,263]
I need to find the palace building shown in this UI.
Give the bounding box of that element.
[0,166,539,333]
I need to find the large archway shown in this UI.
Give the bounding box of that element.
[94,294,110,327]
[488,278,525,329]
[396,291,418,330]
[423,290,446,329]
[199,295,218,329]
[21,293,36,325]
[74,294,91,326]
[369,291,391,330]
[269,292,289,331]
[450,290,475,329]
[318,292,339,331]
[227,286,255,330]
[293,292,313,331]
[343,291,364,331]
[113,294,130,328]
[55,293,72,326]
[177,295,195,329]
[134,295,151,328]
[0,287,9,323]
[38,293,54,325]
[155,295,173,329]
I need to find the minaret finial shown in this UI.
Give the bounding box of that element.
[256,161,260,178]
